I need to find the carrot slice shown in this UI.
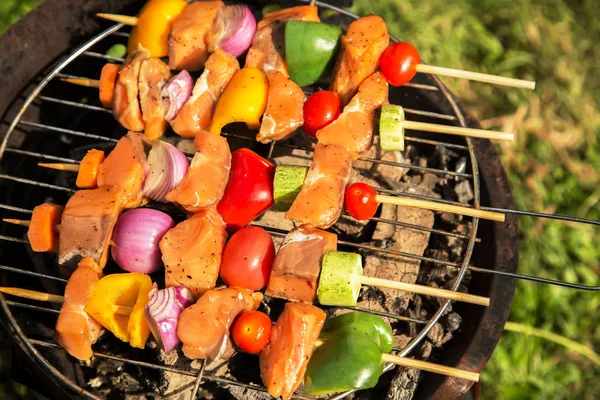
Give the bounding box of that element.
[76,149,105,189]
[99,63,121,108]
[28,203,63,252]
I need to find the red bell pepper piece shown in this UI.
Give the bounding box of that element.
[217,149,275,232]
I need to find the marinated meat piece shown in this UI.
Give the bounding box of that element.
[139,57,172,141]
[266,224,337,303]
[260,303,326,400]
[168,1,224,71]
[170,49,239,139]
[286,144,353,228]
[245,5,320,76]
[318,72,388,159]
[178,287,263,360]
[113,46,150,131]
[58,186,122,270]
[160,207,227,299]
[55,257,103,361]
[166,130,231,213]
[331,15,389,107]
[97,132,148,209]
[256,70,304,143]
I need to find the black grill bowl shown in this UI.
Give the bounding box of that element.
[0,1,518,399]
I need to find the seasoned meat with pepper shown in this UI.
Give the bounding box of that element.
[170,49,239,139]
[166,130,231,213]
[138,57,172,141]
[318,72,389,159]
[113,46,150,131]
[266,224,337,303]
[286,144,353,228]
[58,186,122,270]
[160,207,227,299]
[55,257,103,361]
[256,70,305,143]
[97,132,149,209]
[178,287,263,360]
[260,303,326,400]
[168,1,224,71]
[331,15,389,107]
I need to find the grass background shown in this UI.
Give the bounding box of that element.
[1,0,598,399]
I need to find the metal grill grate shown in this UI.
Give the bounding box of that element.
[0,1,596,399]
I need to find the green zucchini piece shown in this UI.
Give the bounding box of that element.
[273,165,308,211]
[320,311,394,354]
[285,21,342,87]
[317,251,362,306]
[305,331,384,395]
[380,104,405,151]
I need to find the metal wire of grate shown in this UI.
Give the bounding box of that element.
[0,1,596,399]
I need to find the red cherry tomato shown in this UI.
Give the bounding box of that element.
[345,182,379,220]
[379,42,421,87]
[220,226,275,290]
[303,90,341,138]
[232,311,272,354]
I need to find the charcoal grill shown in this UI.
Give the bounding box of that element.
[0,1,597,399]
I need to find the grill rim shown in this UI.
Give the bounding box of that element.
[0,1,518,399]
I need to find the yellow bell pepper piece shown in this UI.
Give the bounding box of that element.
[127,0,188,58]
[85,273,152,348]
[210,68,269,135]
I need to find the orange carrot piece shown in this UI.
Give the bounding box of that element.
[28,203,63,252]
[76,149,106,189]
[99,63,121,108]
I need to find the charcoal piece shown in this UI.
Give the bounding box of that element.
[372,203,397,241]
[386,367,421,400]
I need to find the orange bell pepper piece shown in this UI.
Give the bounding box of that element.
[27,202,63,252]
[85,273,152,349]
[76,149,105,189]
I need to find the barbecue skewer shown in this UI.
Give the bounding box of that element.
[1,283,478,383]
[1,217,489,306]
[35,161,506,222]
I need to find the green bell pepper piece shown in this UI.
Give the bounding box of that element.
[285,21,342,87]
[320,311,394,354]
[305,331,384,395]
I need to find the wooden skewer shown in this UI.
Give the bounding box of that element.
[0,287,132,315]
[416,64,535,90]
[38,162,80,172]
[375,194,505,222]
[402,120,514,141]
[356,275,489,307]
[3,218,31,227]
[313,339,479,382]
[96,13,139,26]
[381,353,480,382]
[60,77,100,88]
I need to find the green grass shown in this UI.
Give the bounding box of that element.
[350,0,599,398]
[1,1,599,399]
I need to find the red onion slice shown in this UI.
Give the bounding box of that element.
[161,70,193,121]
[210,5,257,58]
[145,283,194,353]
[142,141,190,202]
[111,209,175,273]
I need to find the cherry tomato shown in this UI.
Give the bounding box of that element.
[219,226,275,290]
[345,182,379,220]
[379,42,421,87]
[232,311,272,354]
[303,91,341,138]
